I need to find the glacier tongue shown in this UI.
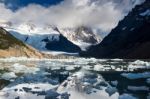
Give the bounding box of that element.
[5,27,60,51]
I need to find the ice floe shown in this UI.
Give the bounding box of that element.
[111,81,118,87]
[94,64,105,71]
[0,83,58,99]
[1,72,17,80]
[119,94,137,99]
[146,78,150,84]
[121,72,150,79]
[127,86,149,91]
[128,60,150,71]
[0,57,43,62]
[10,63,40,74]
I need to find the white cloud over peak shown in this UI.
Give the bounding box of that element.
[0,0,145,33]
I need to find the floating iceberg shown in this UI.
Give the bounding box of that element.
[1,72,17,80]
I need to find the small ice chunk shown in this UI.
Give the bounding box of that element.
[45,90,60,99]
[105,87,117,96]
[132,60,150,66]
[1,72,17,80]
[128,65,150,71]
[10,63,39,74]
[94,65,104,71]
[128,86,149,91]
[65,66,75,71]
[119,94,137,99]
[121,72,150,79]
[116,68,123,71]
[146,78,150,84]
[128,60,150,71]
[51,66,61,70]
[111,81,118,86]
[111,59,123,61]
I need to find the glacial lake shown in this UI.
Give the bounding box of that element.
[0,58,150,99]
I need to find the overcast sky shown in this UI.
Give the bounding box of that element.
[0,0,145,32]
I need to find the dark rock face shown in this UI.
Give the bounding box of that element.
[0,27,25,49]
[45,34,81,53]
[80,0,150,59]
[74,26,101,44]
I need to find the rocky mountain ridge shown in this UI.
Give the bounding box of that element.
[80,0,150,59]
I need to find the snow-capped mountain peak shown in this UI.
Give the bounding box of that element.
[17,22,37,33]
[16,22,60,35]
[59,26,102,50]
[0,21,102,52]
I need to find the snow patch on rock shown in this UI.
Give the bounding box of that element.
[140,9,150,16]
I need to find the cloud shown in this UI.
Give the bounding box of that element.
[0,3,13,21]
[0,0,145,32]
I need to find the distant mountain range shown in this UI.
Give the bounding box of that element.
[80,0,150,59]
[0,22,101,53]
